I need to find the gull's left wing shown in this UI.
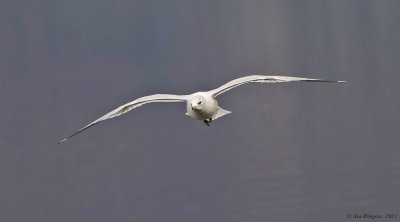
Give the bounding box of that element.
[209,75,345,97]
[58,94,188,143]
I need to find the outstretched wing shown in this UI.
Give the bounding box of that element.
[210,75,345,97]
[58,94,188,143]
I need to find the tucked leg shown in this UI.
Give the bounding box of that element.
[203,120,210,126]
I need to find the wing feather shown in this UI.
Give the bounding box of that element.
[210,75,344,97]
[58,94,187,143]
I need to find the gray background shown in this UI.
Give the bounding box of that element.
[1,0,399,221]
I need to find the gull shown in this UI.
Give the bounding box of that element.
[58,75,344,143]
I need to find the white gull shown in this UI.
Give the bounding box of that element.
[58,75,344,143]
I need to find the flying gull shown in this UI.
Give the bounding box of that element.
[58,75,344,143]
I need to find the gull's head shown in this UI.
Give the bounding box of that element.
[190,96,205,111]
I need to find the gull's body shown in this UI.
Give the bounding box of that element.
[185,92,226,120]
[58,75,344,143]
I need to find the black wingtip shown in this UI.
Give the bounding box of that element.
[58,138,67,144]
[57,132,79,144]
[304,79,346,83]
[57,122,99,144]
[57,130,81,144]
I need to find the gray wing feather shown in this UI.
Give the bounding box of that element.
[210,75,344,97]
[58,94,187,143]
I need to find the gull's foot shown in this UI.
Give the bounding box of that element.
[203,120,210,126]
[209,118,212,123]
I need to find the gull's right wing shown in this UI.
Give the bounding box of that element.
[58,94,188,143]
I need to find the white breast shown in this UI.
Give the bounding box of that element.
[186,92,218,120]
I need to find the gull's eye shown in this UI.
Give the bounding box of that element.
[198,101,202,105]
